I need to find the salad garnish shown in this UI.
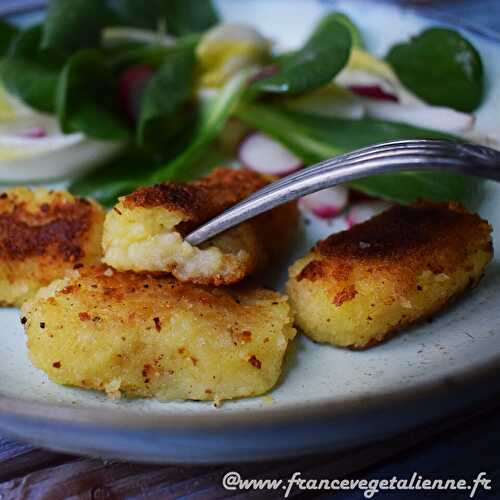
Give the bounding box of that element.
[0,0,492,204]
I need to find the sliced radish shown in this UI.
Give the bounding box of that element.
[346,201,391,228]
[118,64,155,123]
[17,127,47,139]
[337,68,421,106]
[239,132,303,176]
[362,99,475,134]
[349,85,397,102]
[300,186,349,219]
[249,64,279,84]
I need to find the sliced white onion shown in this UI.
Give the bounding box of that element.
[239,132,303,176]
[0,131,84,153]
[361,99,475,134]
[300,186,349,219]
[346,201,392,228]
[0,135,123,183]
[0,85,126,182]
[102,27,175,48]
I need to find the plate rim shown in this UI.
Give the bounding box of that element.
[1,350,499,429]
[1,0,500,433]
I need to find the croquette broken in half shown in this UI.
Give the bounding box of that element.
[102,168,298,285]
[22,266,296,402]
[0,188,104,307]
[287,202,493,349]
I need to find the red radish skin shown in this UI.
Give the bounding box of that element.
[300,186,349,219]
[118,65,155,123]
[239,132,303,177]
[346,201,392,228]
[249,65,279,84]
[349,85,398,102]
[18,127,47,139]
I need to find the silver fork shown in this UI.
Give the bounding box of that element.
[185,139,500,246]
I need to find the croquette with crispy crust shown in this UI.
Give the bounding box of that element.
[22,266,296,402]
[0,188,104,307]
[287,202,493,349]
[102,168,298,285]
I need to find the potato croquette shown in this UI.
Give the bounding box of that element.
[102,168,298,285]
[22,266,296,402]
[287,202,493,349]
[0,188,104,307]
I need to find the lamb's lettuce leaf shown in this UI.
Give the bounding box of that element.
[0,26,62,113]
[236,103,482,205]
[152,70,250,182]
[0,20,18,57]
[137,44,195,149]
[251,14,352,95]
[56,50,129,140]
[113,0,219,36]
[41,0,117,54]
[386,28,484,112]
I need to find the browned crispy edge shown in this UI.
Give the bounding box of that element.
[0,191,100,263]
[32,265,280,314]
[121,168,270,232]
[297,201,493,285]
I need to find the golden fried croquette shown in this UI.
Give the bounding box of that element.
[102,168,298,285]
[287,202,493,349]
[0,188,104,307]
[22,266,296,402]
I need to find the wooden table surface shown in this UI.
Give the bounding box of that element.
[1,399,500,499]
[1,1,500,499]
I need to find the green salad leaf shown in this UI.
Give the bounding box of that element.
[386,28,484,112]
[236,103,481,205]
[70,72,248,204]
[159,0,219,36]
[7,24,43,58]
[41,0,117,54]
[112,0,169,30]
[152,70,250,182]
[113,0,219,36]
[138,44,195,149]
[0,58,59,112]
[56,50,129,140]
[106,34,199,72]
[251,14,352,95]
[328,12,364,49]
[0,20,18,57]
[0,26,62,113]
[70,146,159,206]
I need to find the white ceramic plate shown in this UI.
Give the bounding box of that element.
[1,0,500,464]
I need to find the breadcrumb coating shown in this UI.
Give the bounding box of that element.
[102,168,298,285]
[287,202,493,348]
[0,188,104,307]
[22,266,296,402]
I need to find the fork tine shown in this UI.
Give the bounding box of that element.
[245,150,469,206]
[242,140,461,201]
[186,139,500,246]
[243,141,462,201]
